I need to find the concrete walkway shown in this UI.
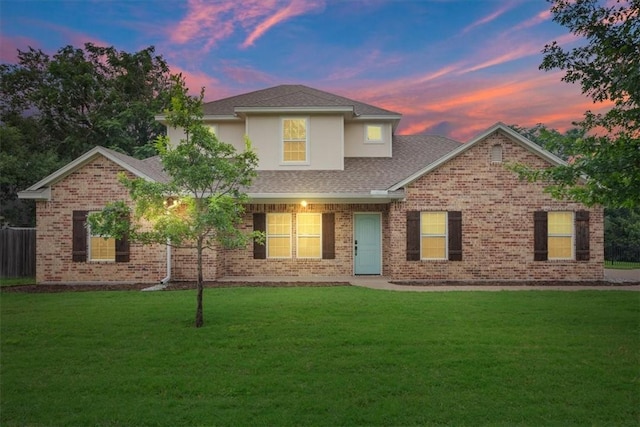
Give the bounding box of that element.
[216,270,639,292]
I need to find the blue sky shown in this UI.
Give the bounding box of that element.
[1,0,609,140]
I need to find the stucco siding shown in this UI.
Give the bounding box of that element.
[344,122,392,157]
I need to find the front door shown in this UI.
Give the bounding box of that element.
[354,213,382,275]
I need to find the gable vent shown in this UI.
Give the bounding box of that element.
[490,144,503,163]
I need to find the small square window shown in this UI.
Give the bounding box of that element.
[366,125,383,143]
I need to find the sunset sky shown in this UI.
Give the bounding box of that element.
[0,0,609,141]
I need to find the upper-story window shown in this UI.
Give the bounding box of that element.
[365,124,383,143]
[282,118,308,163]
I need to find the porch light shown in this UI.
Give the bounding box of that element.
[300,200,308,208]
[164,197,179,210]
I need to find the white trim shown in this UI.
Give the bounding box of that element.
[246,191,405,204]
[389,122,568,191]
[420,211,448,261]
[266,213,292,259]
[296,213,322,259]
[548,211,576,260]
[280,117,310,165]
[17,146,156,200]
[236,106,354,114]
[365,124,384,144]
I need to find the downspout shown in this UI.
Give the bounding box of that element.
[160,239,171,284]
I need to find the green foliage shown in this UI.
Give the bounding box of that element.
[513,0,640,208]
[2,289,639,425]
[0,43,176,225]
[88,76,261,327]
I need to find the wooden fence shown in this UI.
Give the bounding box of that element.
[0,228,36,278]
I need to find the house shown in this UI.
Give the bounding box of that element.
[19,85,604,283]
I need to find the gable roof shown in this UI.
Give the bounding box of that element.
[201,84,402,118]
[18,146,169,200]
[389,122,568,191]
[245,135,461,202]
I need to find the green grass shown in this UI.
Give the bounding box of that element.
[605,260,640,269]
[2,287,639,426]
[0,277,36,287]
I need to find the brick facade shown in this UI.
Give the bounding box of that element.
[35,157,167,284]
[387,132,604,281]
[35,130,604,283]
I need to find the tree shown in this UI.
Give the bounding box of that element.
[0,43,175,225]
[88,77,261,328]
[515,0,639,208]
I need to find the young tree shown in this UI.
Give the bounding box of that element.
[88,78,261,327]
[515,0,639,208]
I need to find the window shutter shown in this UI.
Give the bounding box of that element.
[448,211,462,261]
[575,210,590,261]
[253,213,266,259]
[72,210,88,262]
[115,214,130,263]
[406,211,420,261]
[534,211,548,261]
[322,213,335,259]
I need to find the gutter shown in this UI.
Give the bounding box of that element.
[160,240,171,284]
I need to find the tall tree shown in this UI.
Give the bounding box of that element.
[88,77,262,328]
[515,0,639,208]
[0,43,176,225]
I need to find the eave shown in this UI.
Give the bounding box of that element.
[247,191,405,204]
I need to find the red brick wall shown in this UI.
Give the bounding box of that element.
[224,203,389,277]
[387,130,604,281]
[35,156,167,283]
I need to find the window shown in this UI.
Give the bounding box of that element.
[534,210,589,261]
[297,213,322,258]
[89,233,116,262]
[366,124,383,143]
[72,210,129,263]
[282,118,307,162]
[253,213,335,260]
[548,211,574,259]
[267,213,291,258]
[490,144,503,163]
[421,212,447,259]
[407,211,461,261]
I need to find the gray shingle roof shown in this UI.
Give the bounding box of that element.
[118,135,460,195]
[203,84,401,117]
[246,135,461,194]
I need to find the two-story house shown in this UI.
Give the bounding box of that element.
[19,85,604,283]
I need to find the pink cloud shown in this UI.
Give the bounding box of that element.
[0,35,39,63]
[170,65,227,100]
[511,9,552,32]
[241,0,324,48]
[221,63,277,85]
[171,0,324,51]
[461,3,516,34]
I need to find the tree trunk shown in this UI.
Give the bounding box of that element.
[195,239,204,328]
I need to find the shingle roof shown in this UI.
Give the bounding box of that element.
[246,135,461,194]
[112,135,460,195]
[203,84,401,117]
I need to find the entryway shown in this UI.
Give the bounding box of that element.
[354,213,382,275]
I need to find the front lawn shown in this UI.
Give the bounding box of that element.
[1,287,638,426]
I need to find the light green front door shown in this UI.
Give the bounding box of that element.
[354,213,381,275]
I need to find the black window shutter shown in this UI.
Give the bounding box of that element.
[115,214,130,263]
[448,211,462,261]
[253,213,266,259]
[322,213,335,259]
[72,210,88,262]
[534,211,548,261]
[406,211,420,261]
[575,210,590,261]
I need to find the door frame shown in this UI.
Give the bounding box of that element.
[353,212,383,275]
